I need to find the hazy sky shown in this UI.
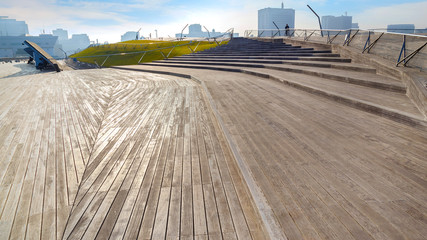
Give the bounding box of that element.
[2,0,426,43]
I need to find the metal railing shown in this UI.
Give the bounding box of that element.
[72,29,234,68]
[244,28,427,71]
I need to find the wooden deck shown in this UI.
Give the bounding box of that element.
[0,69,266,239]
[1,63,427,239]
[115,65,427,240]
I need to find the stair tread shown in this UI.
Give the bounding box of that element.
[119,64,425,121]
[162,58,376,72]
[144,61,404,90]
[252,68,423,118]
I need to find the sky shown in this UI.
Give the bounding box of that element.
[1,0,426,43]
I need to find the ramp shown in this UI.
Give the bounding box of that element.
[23,40,61,72]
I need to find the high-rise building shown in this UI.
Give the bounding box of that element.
[387,24,415,34]
[258,3,295,37]
[321,15,352,30]
[0,16,29,36]
[52,28,68,41]
[52,30,91,55]
[121,31,138,42]
[0,17,58,58]
[188,24,202,34]
[175,24,238,38]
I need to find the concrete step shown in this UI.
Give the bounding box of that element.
[145,62,403,93]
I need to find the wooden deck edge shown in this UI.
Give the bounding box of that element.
[196,77,285,240]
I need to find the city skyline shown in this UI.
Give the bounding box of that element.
[2,0,427,43]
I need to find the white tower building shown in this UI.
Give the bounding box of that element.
[0,16,29,36]
[321,15,352,30]
[258,3,295,37]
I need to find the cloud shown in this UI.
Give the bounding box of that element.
[354,1,427,29]
[2,0,426,44]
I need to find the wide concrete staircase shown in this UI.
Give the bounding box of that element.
[138,37,426,128]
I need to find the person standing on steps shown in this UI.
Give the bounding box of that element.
[285,24,290,36]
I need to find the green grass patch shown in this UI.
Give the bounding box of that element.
[70,40,228,67]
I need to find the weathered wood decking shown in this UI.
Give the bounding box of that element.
[0,69,265,239]
[1,61,427,239]
[115,64,427,240]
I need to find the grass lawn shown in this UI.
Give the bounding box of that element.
[70,39,228,67]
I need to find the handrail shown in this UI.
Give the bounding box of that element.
[245,28,427,38]
[244,28,427,71]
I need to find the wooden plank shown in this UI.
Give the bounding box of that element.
[41,98,57,240]
[138,93,180,239]
[181,88,194,238]
[26,101,51,239]
[8,102,45,240]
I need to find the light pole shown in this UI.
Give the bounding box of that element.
[307,5,323,37]
[58,48,67,59]
[180,24,189,41]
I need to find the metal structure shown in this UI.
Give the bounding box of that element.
[136,28,141,40]
[272,21,281,37]
[179,24,189,41]
[73,31,234,68]
[23,40,61,72]
[244,28,427,71]
[307,5,323,37]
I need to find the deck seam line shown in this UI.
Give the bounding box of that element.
[195,76,286,240]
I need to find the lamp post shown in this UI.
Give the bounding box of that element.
[307,5,323,37]
[180,24,189,41]
[58,48,67,59]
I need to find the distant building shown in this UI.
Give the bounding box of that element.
[322,15,352,30]
[66,34,90,53]
[414,28,427,34]
[0,35,58,58]
[121,31,138,42]
[0,17,57,58]
[351,23,359,29]
[387,24,415,34]
[0,16,29,36]
[52,28,68,41]
[52,28,90,56]
[175,24,238,38]
[258,3,295,37]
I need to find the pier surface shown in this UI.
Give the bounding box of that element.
[1,38,427,240]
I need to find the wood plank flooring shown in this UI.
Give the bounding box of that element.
[114,65,427,240]
[199,70,427,240]
[0,69,265,239]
